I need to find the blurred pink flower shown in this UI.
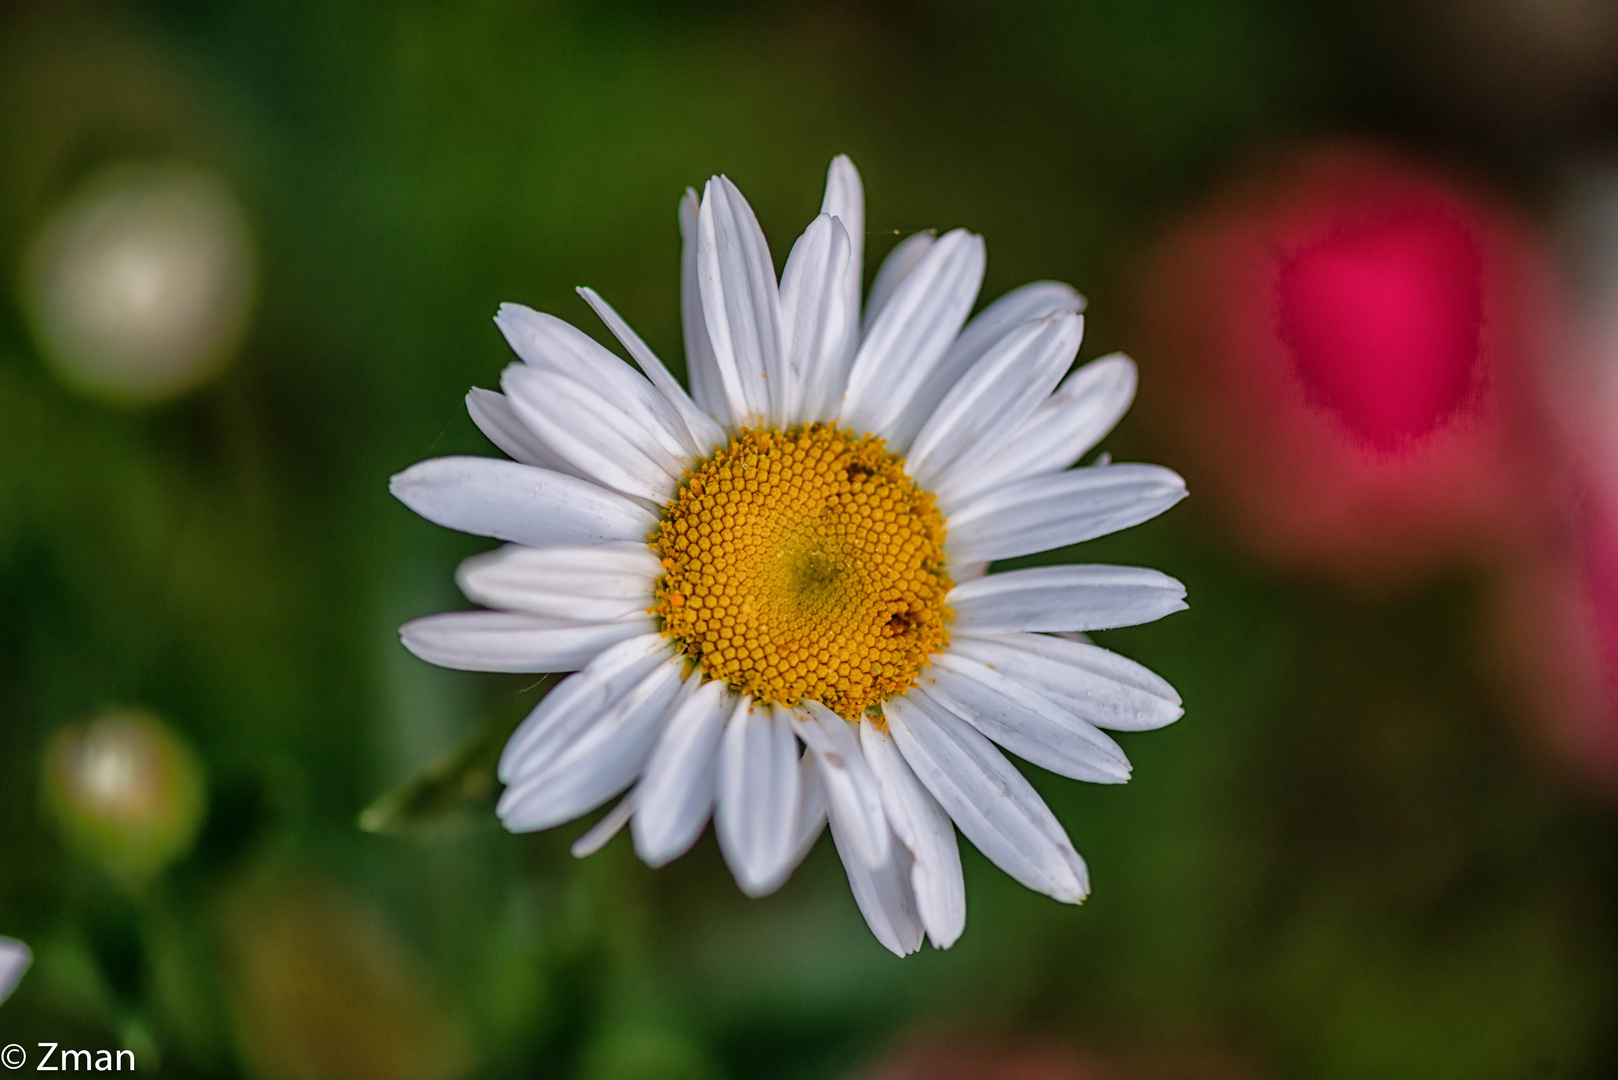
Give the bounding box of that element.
[1136,142,1560,582]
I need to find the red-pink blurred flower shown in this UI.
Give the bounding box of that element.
[1136,143,1560,581]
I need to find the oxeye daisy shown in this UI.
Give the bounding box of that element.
[392,156,1188,954]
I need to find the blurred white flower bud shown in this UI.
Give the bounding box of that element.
[43,709,207,885]
[20,163,255,404]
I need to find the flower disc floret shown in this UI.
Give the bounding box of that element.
[652,423,952,718]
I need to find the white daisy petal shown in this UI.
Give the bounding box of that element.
[779,214,855,425]
[950,633,1182,731]
[942,280,1086,371]
[571,790,637,857]
[697,175,784,426]
[945,464,1188,564]
[830,812,923,957]
[0,937,30,1004]
[503,367,683,504]
[860,717,965,948]
[886,691,1088,903]
[575,287,727,457]
[466,388,578,474]
[497,634,670,783]
[632,676,731,867]
[679,188,724,425]
[790,701,891,870]
[498,655,684,833]
[900,286,1087,477]
[819,155,865,366]
[716,701,803,897]
[494,303,696,462]
[454,544,661,623]
[907,313,1084,491]
[400,611,654,674]
[924,653,1132,784]
[391,456,655,546]
[949,565,1187,634]
[951,561,991,584]
[861,231,935,336]
[939,354,1138,506]
[789,749,830,865]
[841,229,986,449]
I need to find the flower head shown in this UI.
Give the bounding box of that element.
[392,156,1187,953]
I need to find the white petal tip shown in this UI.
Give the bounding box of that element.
[633,845,677,870]
[632,823,698,869]
[733,872,788,899]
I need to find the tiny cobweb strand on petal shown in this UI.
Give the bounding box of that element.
[697,176,783,426]
[716,701,803,897]
[576,287,727,456]
[949,633,1183,732]
[455,544,661,623]
[829,810,923,957]
[680,188,726,426]
[389,457,656,547]
[632,675,731,867]
[791,701,891,870]
[907,313,1083,491]
[886,692,1088,902]
[497,634,671,784]
[466,389,579,475]
[401,612,655,674]
[921,654,1132,784]
[494,304,696,461]
[498,656,685,832]
[860,717,966,949]
[944,464,1188,564]
[948,565,1188,634]
[820,155,865,367]
[503,368,683,504]
[937,353,1138,507]
[779,214,855,425]
[840,229,985,449]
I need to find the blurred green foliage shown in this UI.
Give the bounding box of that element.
[0,2,1614,1078]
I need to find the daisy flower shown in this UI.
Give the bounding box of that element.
[392,156,1187,954]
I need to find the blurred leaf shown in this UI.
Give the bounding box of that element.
[357,690,544,837]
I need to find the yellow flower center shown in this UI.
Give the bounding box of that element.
[651,424,952,718]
